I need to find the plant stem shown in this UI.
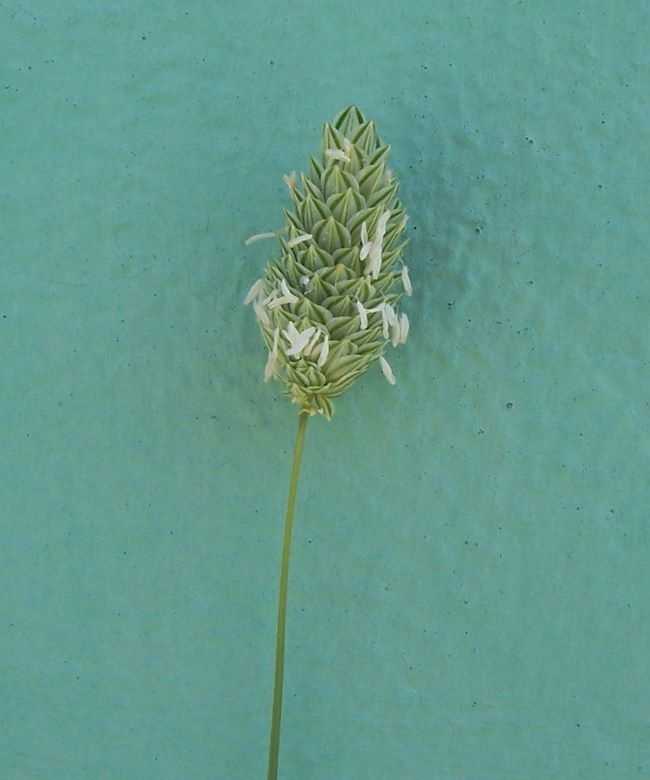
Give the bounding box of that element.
[267,411,309,780]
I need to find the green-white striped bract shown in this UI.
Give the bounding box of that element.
[244,105,412,420]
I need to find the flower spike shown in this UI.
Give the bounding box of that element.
[244,106,412,419]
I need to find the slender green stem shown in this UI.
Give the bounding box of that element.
[267,411,309,780]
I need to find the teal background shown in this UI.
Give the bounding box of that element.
[2,2,649,778]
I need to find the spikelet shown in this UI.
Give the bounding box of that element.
[244,106,412,420]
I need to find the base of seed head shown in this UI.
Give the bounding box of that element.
[244,106,412,420]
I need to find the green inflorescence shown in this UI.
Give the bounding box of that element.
[244,105,412,419]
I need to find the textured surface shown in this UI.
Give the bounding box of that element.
[2,2,649,779]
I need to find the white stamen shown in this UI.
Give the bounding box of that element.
[283,171,297,189]
[379,356,396,385]
[365,301,388,337]
[317,332,329,367]
[376,210,391,239]
[264,328,280,382]
[283,322,317,359]
[300,275,310,288]
[253,299,270,327]
[368,248,380,279]
[261,290,277,307]
[287,233,313,249]
[391,320,401,347]
[370,303,392,339]
[384,303,398,327]
[325,148,350,162]
[368,210,391,279]
[280,278,298,302]
[245,231,276,246]
[342,137,353,157]
[399,313,409,344]
[356,300,368,330]
[371,302,396,340]
[390,310,408,347]
[243,278,265,305]
[360,222,372,261]
[401,265,412,296]
[266,279,299,309]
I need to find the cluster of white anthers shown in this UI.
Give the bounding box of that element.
[244,226,411,381]
[243,106,412,419]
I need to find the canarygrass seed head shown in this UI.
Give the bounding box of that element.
[244,106,412,419]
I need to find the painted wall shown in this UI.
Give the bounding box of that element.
[3,2,649,778]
